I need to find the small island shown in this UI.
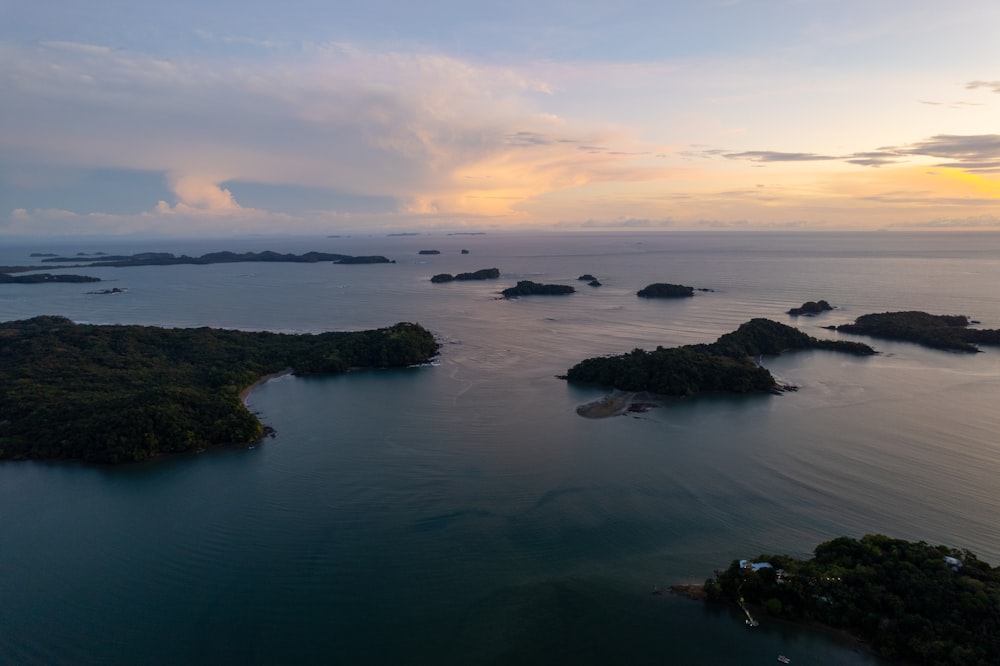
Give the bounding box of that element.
[637,283,695,298]
[788,299,833,316]
[418,250,441,255]
[0,273,101,284]
[430,268,500,283]
[38,250,394,267]
[578,274,597,281]
[0,316,439,464]
[695,534,1000,665]
[832,311,1000,352]
[565,318,874,399]
[501,281,575,297]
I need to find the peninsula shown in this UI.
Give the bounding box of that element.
[698,534,1000,665]
[565,318,874,397]
[832,311,1000,352]
[0,316,439,464]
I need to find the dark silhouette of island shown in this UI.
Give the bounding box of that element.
[87,287,126,294]
[0,273,101,284]
[588,280,602,287]
[832,311,1000,352]
[637,283,695,298]
[788,299,833,316]
[697,534,1000,666]
[0,316,439,464]
[501,281,575,297]
[39,250,394,267]
[461,249,470,254]
[418,250,441,255]
[430,268,500,283]
[29,253,59,257]
[565,318,874,396]
[578,274,597,281]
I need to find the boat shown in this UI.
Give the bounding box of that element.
[777,656,791,664]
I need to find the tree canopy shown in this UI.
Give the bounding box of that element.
[0,316,439,464]
[565,318,874,396]
[705,534,1000,665]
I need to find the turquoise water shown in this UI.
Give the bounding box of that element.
[2,231,1000,664]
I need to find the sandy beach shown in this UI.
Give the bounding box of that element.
[240,368,294,404]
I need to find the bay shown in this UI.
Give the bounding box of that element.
[2,231,999,664]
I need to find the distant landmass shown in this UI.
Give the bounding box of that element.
[38,250,394,267]
[565,318,874,398]
[418,250,441,255]
[831,311,1000,352]
[430,268,500,283]
[501,281,575,297]
[0,316,439,464]
[788,299,833,316]
[0,273,101,284]
[637,283,695,298]
[695,533,1000,666]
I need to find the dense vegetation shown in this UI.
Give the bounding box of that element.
[0,316,439,464]
[834,311,1000,352]
[430,268,500,283]
[501,280,575,297]
[0,273,100,284]
[636,283,694,298]
[565,318,874,396]
[788,299,833,316]
[704,534,1000,665]
[38,250,394,267]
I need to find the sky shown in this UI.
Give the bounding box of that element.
[2,0,999,238]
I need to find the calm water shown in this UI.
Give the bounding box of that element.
[2,231,1000,664]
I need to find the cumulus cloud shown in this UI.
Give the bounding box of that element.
[0,40,662,226]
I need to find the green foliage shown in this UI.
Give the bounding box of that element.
[835,311,1000,352]
[501,280,575,297]
[707,534,1000,665]
[636,283,694,298]
[0,273,101,283]
[788,299,833,316]
[565,318,874,396]
[0,317,439,464]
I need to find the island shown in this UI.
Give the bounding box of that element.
[501,281,575,297]
[0,316,439,464]
[418,250,441,255]
[788,299,833,316]
[832,311,1000,352]
[565,318,874,398]
[577,274,597,281]
[636,283,695,298]
[37,250,394,267]
[0,273,101,284]
[461,249,470,254]
[430,268,500,283]
[694,534,1000,665]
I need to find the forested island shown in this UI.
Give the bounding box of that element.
[636,283,695,298]
[0,316,439,464]
[430,268,500,283]
[36,250,394,268]
[788,299,833,316]
[698,534,1000,665]
[832,311,1000,352]
[0,273,101,284]
[501,280,575,297]
[565,318,874,396]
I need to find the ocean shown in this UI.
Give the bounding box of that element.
[2,230,999,664]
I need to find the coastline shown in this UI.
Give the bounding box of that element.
[575,391,637,418]
[240,367,294,404]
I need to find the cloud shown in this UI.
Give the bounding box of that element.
[966,80,1000,94]
[0,41,662,225]
[893,134,1000,172]
[721,151,839,163]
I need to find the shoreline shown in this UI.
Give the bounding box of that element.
[575,391,637,418]
[240,367,294,404]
